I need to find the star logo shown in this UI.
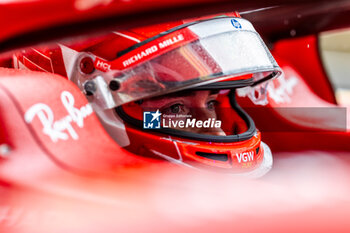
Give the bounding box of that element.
[150,110,161,122]
[143,110,161,129]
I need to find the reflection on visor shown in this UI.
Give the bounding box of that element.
[82,17,281,109]
[237,81,270,106]
[118,90,253,139]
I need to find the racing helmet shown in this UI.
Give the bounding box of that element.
[13,12,282,176]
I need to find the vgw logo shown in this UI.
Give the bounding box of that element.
[143,110,161,129]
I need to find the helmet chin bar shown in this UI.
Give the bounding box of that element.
[238,142,273,178]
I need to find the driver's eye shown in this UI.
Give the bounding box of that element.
[161,103,185,115]
[170,104,182,114]
[207,100,218,111]
[161,103,187,115]
[161,102,189,115]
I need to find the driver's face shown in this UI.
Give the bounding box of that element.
[140,90,226,135]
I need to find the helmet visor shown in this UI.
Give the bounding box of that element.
[87,18,281,109]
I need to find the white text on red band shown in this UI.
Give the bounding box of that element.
[122,34,184,68]
[236,151,254,163]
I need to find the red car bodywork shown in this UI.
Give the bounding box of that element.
[1,0,350,232]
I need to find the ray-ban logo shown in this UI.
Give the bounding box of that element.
[24,91,93,142]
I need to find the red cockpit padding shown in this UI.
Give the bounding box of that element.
[237,57,350,151]
[272,35,337,104]
[0,68,152,175]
